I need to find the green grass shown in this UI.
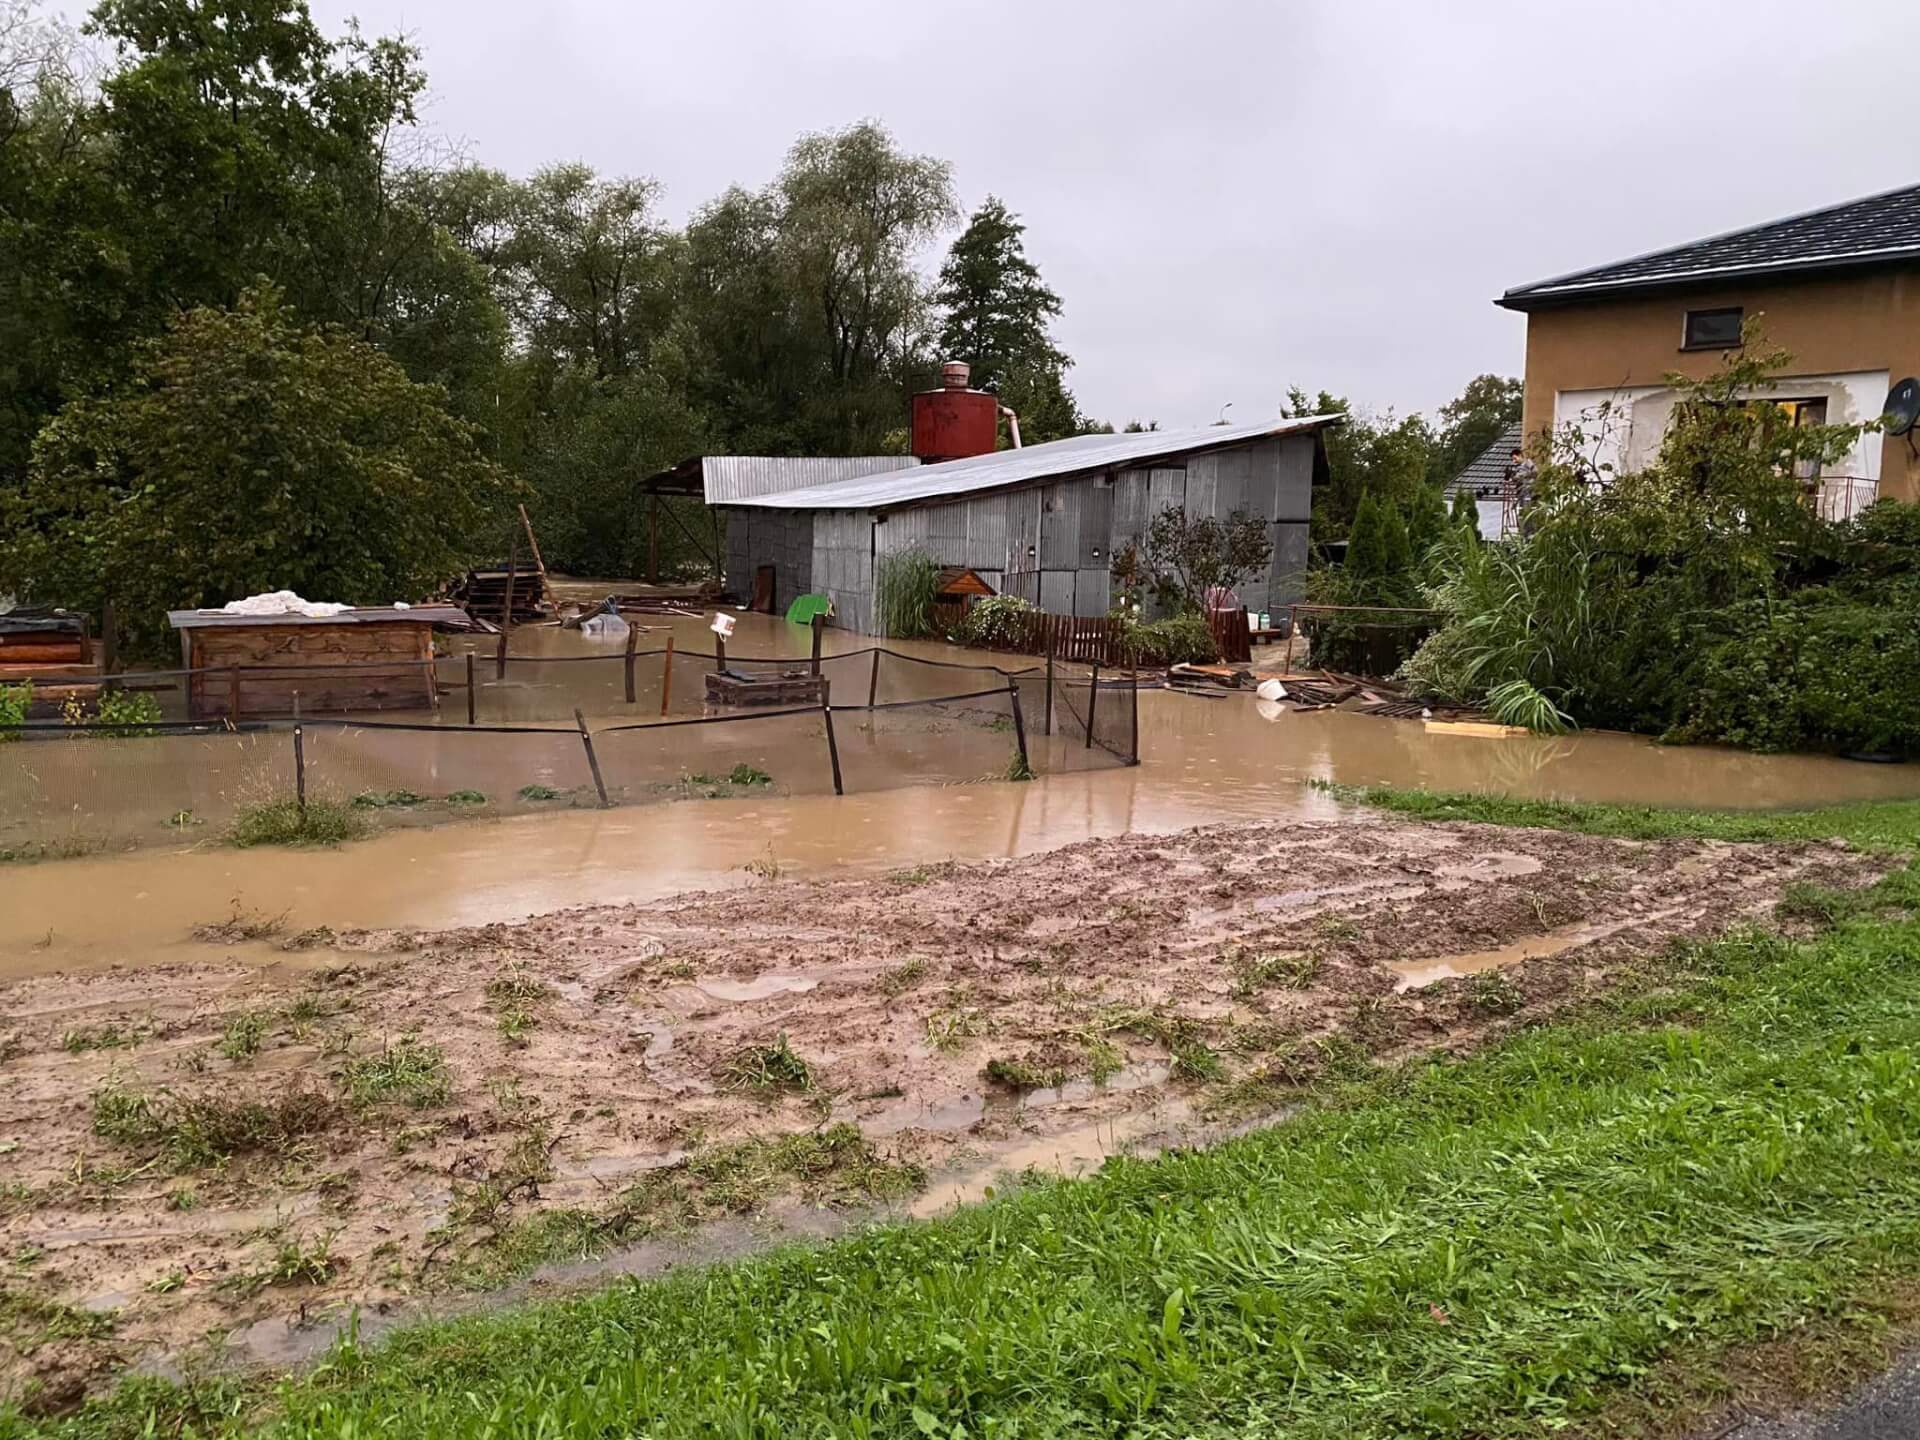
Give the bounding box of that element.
[1314,780,1920,849]
[340,1037,452,1110]
[351,789,427,810]
[228,796,367,848]
[719,1035,813,1095]
[20,794,1920,1440]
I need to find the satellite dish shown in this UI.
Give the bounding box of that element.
[1883,377,1920,436]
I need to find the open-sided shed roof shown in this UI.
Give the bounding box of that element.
[642,455,917,502]
[720,415,1342,514]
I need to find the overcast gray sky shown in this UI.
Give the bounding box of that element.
[59,0,1920,430]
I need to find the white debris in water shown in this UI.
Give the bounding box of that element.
[213,591,351,618]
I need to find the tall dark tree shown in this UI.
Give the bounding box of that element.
[1430,373,1523,484]
[934,197,1090,443]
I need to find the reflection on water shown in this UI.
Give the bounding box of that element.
[3,613,1918,978]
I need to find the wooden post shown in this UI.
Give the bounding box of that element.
[502,538,519,631]
[1043,627,1057,737]
[1006,676,1030,778]
[574,707,610,808]
[714,633,727,674]
[659,636,675,717]
[495,628,508,681]
[465,652,477,725]
[819,680,844,796]
[517,502,548,581]
[809,613,824,676]
[293,724,307,815]
[1085,661,1101,749]
[623,623,639,704]
[867,648,881,708]
[229,666,242,722]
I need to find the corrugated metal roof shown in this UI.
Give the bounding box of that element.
[168,606,472,630]
[1499,182,1920,309]
[725,416,1342,513]
[700,455,919,504]
[1444,422,1524,498]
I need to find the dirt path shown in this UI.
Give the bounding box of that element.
[0,814,1880,1413]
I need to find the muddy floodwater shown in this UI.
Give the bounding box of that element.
[4,672,1918,976]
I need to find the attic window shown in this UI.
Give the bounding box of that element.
[1682,307,1743,351]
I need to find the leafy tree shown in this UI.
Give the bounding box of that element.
[1449,486,1480,531]
[1404,481,1450,567]
[1124,506,1272,616]
[1,288,514,655]
[1284,387,1433,542]
[934,197,1093,443]
[1429,374,1522,484]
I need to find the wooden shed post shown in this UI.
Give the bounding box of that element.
[809,613,824,676]
[659,636,675,717]
[623,623,639,704]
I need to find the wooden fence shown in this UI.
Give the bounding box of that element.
[931,603,1255,668]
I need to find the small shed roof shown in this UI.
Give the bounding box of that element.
[168,605,471,631]
[935,567,996,597]
[724,415,1342,514]
[1499,181,1920,309]
[1444,422,1524,499]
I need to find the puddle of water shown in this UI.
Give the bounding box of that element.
[1018,1061,1170,1110]
[1387,905,1683,990]
[6,615,1920,980]
[1437,852,1544,882]
[910,1098,1195,1216]
[695,974,820,1003]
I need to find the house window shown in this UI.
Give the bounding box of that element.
[1682,307,1743,351]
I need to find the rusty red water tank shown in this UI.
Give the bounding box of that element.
[911,360,999,462]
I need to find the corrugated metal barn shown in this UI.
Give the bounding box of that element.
[660,417,1337,633]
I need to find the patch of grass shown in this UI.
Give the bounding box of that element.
[194,900,289,943]
[485,968,554,1009]
[923,1006,990,1052]
[1316,781,1920,850]
[351,789,427,810]
[877,957,928,995]
[1005,747,1035,782]
[0,1288,116,1354]
[445,789,488,806]
[228,796,367,848]
[1464,969,1525,1016]
[91,1080,337,1168]
[719,1035,813,1095]
[726,763,771,787]
[1226,946,1321,998]
[0,835,106,865]
[517,783,563,801]
[981,1056,1068,1091]
[341,1037,451,1110]
[62,1023,135,1053]
[740,845,781,881]
[1776,880,1863,924]
[1083,1036,1126,1084]
[888,865,941,887]
[217,1009,270,1061]
[225,1229,340,1296]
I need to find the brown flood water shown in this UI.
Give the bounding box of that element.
[4,611,1919,978]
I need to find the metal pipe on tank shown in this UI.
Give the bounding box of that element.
[999,406,1022,449]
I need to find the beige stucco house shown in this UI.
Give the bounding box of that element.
[1498,183,1920,515]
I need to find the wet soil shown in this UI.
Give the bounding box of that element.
[0,814,1883,1407]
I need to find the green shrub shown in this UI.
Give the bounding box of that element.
[874,548,943,639]
[229,797,367,848]
[953,594,1038,648]
[1111,609,1219,666]
[93,690,163,736]
[0,683,31,739]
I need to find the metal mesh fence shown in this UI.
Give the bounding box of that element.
[0,648,1138,853]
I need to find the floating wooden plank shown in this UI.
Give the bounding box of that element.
[1423,719,1530,738]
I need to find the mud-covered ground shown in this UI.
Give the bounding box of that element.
[0,815,1883,1412]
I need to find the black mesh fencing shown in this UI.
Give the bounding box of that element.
[0,647,1138,854]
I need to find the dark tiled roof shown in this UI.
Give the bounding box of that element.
[1499,183,1920,309]
[1444,422,1523,500]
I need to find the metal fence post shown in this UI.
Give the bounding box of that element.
[660,636,675,717]
[1129,670,1141,766]
[624,624,638,704]
[1043,627,1056,737]
[819,680,844,796]
[1085,661,1100,749]
[867,648,881,708]
[1006,676,1030,778]
[293,724,307,816]
[465,652,477,725]
[809,613,824,676]
[574,707,610,808]
[495,629,508,681]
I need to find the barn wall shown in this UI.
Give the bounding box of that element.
[723,509,815,613]
[810,511,875,634]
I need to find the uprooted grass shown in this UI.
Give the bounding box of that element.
[718,1034,813,1095]
[90,1079,337,1169]
[340,1037,452,1110]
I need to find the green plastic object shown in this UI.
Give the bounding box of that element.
[785,593,832,625]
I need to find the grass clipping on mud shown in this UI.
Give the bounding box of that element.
[27,802,1920,1440]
